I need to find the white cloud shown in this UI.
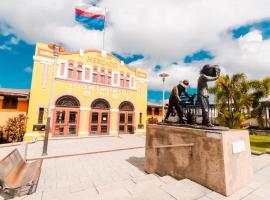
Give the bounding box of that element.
[24,66,33,73]
[0,0,270,90]
[9,37,19,45]
[0,44,11,50]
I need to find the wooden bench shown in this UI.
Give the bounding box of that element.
[0,149,43,199]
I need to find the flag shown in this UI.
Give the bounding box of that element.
[75,5,105,31]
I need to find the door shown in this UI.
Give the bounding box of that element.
[119,112,134,134]
[89,110,110,135]
[53,108,80,136]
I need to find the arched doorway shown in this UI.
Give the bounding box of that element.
[53,95,80,136]
[89,99,110,135]
[118,101,135,134]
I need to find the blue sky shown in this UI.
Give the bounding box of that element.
[1,1,270,103]
[0,33,35,89]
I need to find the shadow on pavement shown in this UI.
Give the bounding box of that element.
[126,156,145,172]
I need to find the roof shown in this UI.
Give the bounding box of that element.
[0,88,30,98]
[147,102,162,107]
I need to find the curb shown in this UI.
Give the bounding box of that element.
[251,151,264,156]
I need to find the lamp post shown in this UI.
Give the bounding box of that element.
[159,72,169,121]
[42,44,64,156]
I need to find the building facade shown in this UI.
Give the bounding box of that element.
[0,89,29,126]
[147,103,163,124]
[24,43,148,141]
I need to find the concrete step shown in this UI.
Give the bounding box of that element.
[131,173,160,183]
[159,175,178,184]
[98,188,132,200]
[131,187,176,200]
[127,174,166,195]
[96,179,135,194]
[161,179,212,200]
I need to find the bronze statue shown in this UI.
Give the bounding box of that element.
[197,64,220,127]
[164,80,193,124]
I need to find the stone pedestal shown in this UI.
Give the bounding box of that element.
[144,124,253,196]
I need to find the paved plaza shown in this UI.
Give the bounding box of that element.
[1,135,270,200]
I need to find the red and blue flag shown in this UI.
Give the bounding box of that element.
[75,5,105,31]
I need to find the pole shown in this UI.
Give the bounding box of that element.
[24,142,28,160]
[159,73,169,122]
[102,8,106,50]
[42,45,60,156]
[162,77,165,121]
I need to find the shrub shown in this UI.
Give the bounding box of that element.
[0,114,26,143]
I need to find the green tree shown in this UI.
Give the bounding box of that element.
[209,73,249,128]
[210,73,270,129]
[249,77,270,127]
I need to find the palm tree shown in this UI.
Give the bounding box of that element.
[209,73,253,128]
[210,73,270,129]
[249,77,270,127]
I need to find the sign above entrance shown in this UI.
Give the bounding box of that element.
[86,55,118,68]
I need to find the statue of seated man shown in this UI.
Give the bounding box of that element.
[197,64,220,127]
[164,80,193,124]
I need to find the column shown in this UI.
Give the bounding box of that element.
[0,96,4,109]
[109,109,119,135]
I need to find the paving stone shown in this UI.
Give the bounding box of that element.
[56,191,86,200]
[250,187,270,199]
[196,197,212,200]
[206,191,227,200]
[127,178,165,195]
[99,188,132,200]
[97,179,135,194]
[69,182,90,193]
[78,188,99,200]
[241,193,269,200]
[41,187,70,200]
[159,175,178,184]
[132,174,159,183]
[2,136,270,200]
[132,187,176,200]
[161,179,211,200]
[14,192,43,200]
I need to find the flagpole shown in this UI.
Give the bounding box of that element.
[102,8,106,50]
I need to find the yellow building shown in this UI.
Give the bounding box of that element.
[24,43,148,141]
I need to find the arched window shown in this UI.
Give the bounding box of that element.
[91,99,110,109]
[55,95,80,107]
[119,101,134,111]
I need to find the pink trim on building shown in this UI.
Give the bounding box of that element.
[131,77,135,88]
[85,68,90,80]
[60,63,65,76]
[113,74,118,85]
[42,64,48,88]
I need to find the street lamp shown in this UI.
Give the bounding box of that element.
[159,72,169,122]
[42,44,64,156]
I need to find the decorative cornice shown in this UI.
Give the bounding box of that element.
[33,56,54,64]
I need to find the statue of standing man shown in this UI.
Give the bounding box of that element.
[197,64,220,127]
